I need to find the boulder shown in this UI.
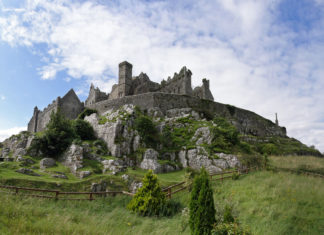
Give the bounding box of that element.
[40,158,56,169]
[179,150,188,168]
[79,171,92,179]
[140,148,162,173]
[91,181,107,192]
[187,147,222,174]
[129,181,143,193]
[216,153,241,168]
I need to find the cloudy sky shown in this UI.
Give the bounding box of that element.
[0,0,323,152]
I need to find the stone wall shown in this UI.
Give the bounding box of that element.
[85,84,109,105]
[27,89,84,133]
[86,92,286,137]
[159,66,193,96]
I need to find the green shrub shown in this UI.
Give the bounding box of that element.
[134,116,158,148]
[212,222,251,235]
[239,154,264,169]
[72,119,96,140]
[78,108,97,120]
[231,172,240,180]
[189,168,216,235]
[127,170,166,216]
[261,143,278,155]
[223,205,235,223]
[93,139,108,155]
[29,110,76,158]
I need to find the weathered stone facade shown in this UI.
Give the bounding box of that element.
[27,89,84,133]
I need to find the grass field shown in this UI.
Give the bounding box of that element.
[1,156,324,234]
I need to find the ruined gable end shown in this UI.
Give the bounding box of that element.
[60,89,84,120]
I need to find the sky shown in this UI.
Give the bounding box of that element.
[0,0,324,152]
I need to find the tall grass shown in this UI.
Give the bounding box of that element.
[270,155,324,170]
[213,171,324,235]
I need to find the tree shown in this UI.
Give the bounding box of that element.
[72,119,95,140]
[127,170,166,216]
[189,168,216,235]
[30,109,76,158]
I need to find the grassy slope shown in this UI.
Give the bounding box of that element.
[1,157,324,234]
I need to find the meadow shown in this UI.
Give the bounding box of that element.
[0,156,324,234]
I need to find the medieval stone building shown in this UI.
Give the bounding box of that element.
[27,89,84,133]
[27,61,286,137]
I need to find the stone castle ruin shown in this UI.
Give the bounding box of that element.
[28,61,286,137]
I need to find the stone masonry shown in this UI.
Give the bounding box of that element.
[27,61,286,137]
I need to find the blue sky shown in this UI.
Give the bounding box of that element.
[0,0,324,152]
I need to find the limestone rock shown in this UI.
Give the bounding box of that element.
[102,159,126,175]
[61,144,84,173]
[40,158,56,169]
[179,150,188,168]
[216,153,241,168]
[79,171,92,179]
[191,127,212,145]
[140,148,162,173]
[91,181,107,192]
[187,147,222,174]
[16,168,40,176]
[85,106,137,157]
[129,181,143,193]
[52,174,68,179]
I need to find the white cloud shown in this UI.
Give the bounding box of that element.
[0,95,5,101]
[0,0,324,152]
[0,127,26,142]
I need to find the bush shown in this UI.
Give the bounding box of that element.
[72,119,96,140]
[127,170,166,216]
[231,172,240,180]
[212,222,251,235]
[93,139,108,155]
[239,154,264,169]
[189,168,216,235]
[78,108,97,120]
[134,115,158,148]
[29,110,76,158]
[261,143,278,155]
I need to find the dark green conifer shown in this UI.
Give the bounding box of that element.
[189,168,216,235]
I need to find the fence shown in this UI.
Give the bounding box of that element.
[0,185,134,201]
[162,167,255,199]
[0,167,257,201]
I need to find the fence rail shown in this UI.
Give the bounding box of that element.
[0,167,257,200]
[0,185,134,201]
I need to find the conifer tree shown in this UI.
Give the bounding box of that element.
[127,170,166,216]
[189,168,216,235]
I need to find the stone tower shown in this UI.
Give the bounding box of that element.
[275,113,279,126]
[118,61,133,98]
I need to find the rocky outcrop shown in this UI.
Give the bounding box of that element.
[40,158,56,169]
[139,148,177,173]
[102,159,127,175]
[191,127,212,145]
[85,105,138,157]
[91,181,107,192]
[178,147,240,173]
[61,144,84,173]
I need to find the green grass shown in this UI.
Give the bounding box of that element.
[213,171,324,235]
[1,170,324,234]
[270,155,324,170]
[0,193,190,235]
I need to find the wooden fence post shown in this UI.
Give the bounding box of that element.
[15,188,19,194]
[89,193,93,201]
[55,191,59,200]
[221,173,223,183]
[168,188,171,199]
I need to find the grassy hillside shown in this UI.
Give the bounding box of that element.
[1,162,324,234]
